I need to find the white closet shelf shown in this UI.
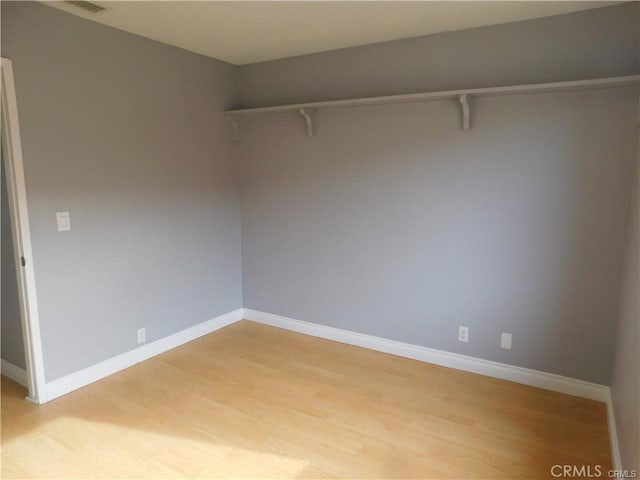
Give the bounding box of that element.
[224,75,640,136]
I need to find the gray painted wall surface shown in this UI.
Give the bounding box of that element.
[237,2,639,108]
[1,1,242,382]
[239,88,638,384]
[1,0,638,393]
[1,152,26,369]
[611,143,640,470]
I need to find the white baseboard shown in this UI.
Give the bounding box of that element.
[606,393,623,470]
[44,309,244,402]
[37,306,620,466]
[244,308,623,463]
[1,359,28,387]
[242,308,610,403]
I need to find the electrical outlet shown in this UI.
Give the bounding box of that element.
[458,326,469,343]
[501,332,512,350]
[137,328,146,344]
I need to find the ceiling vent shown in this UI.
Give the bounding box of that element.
[64,1,106,14]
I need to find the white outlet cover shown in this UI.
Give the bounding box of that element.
[137,328,146,344]
[458,326,469,343]
[501,332,512,350]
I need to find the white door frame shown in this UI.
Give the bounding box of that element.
[1,57,46,403]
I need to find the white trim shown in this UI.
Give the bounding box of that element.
[244,308,623,462]
[225,75,640,116]
[44,309,243,402]
[37,306,621,464]
[242,309,610,403]
[1,359,28,387]
[1,57,47,404]
[606,392,623,470]
[225,75,640,134]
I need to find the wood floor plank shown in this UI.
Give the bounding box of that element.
[1,320,610,479]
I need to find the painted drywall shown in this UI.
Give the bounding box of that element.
[1,150,26,369]
[238,3,639,386]
[237,2,639,108]
[0,1,242,382]
[610,137,640,470]
[239,88,638,385]
[1,0,638,392]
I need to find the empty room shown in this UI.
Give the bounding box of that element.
[1,1,639,478]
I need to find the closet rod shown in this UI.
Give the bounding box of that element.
[225,75,640,116]
[224,75,640,135]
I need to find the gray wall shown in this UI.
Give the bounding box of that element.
[609,11,640,469]
[238,3,640,385]
[1,0,638,392]
[610,138,640,470]
[238,3,639,108]
[239,90,638,385]
[1,1,242,382]
[1,151,26,369]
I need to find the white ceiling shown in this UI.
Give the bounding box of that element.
[44,1,621,65]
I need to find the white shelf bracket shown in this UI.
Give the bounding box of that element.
[298,108,315,136]
[459,94,471,131]
[229,117,240,141]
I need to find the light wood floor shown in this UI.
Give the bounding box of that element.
[2,321,610,479]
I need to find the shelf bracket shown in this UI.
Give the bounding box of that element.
[459,94,471,131]
[228,117,240,141]
[298,108,315,136]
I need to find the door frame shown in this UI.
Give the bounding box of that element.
[1,57,46,403]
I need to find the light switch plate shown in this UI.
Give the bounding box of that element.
[56,211,71,232]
